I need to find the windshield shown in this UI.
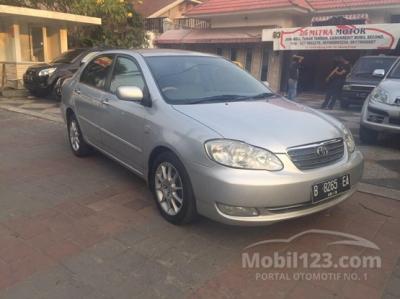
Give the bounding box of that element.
[351,57,396,78]
[51,49,86,64]
[388,60,400,78]
[145,56,272,104]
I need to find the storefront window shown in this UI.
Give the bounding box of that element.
[245,48,252,72]
[216,48,222,56]
[230,48,237,61]
[29,26,44,62]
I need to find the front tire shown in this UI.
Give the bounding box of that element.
[67,114,92,157]
[151,152,197,225]
[359,125,379,144]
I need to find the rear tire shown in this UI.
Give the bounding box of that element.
[53,78,63,101]
[150,151,197,225]
[67,113,92,157]
[359,125,379,144]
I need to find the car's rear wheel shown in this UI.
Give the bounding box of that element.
[151,152,197,225]
[67,113,92,157]
[53,78,64,101]
[359,125,379,144]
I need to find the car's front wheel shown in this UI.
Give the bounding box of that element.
[359,125,379,144]
[67,114,92,157]
[151,152,197,225]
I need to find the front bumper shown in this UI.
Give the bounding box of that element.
[341,90,372,104]
[188,150,363,225]
[23,74,54,91]
[361,100,400,133]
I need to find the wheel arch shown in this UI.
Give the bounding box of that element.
[147,146,177,186]
[66,107,75,123]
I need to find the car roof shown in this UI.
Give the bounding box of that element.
[99,48,217,58]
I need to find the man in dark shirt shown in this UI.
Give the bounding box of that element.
[287,55,304,101]
[321,57,351,109]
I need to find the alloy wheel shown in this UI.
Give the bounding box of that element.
[69,120,80,151]
[154,162,184,216]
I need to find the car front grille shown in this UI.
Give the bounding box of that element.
[287,138,345,170]
[350,85,374,92]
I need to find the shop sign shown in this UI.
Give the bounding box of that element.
[262,24,400,50]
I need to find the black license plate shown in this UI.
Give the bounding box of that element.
[312,174,350,203]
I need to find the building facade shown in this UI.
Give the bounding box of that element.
[155,0,400,92]
[135,0,208,48]
[0,5,100,88]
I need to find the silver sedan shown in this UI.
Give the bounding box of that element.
[61,49,363,225]
[360,59,400,143]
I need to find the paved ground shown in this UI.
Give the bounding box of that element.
[0,95,399,299]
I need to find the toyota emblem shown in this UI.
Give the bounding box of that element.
[316,145,329,157]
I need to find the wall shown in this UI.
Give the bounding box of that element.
[158,1,197,19]
[210,12,296,29]
[0,21,13,61]
[46,27,61,61]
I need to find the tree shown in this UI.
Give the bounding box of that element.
[0,0,147,48]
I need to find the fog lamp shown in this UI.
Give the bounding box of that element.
[217,203,259,217]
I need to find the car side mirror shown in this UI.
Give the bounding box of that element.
[116,86,143,102]
[372,69,385,78]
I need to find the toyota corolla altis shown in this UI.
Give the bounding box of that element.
[61,49,364,225]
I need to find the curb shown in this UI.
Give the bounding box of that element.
[358,182,400,201]
[0,105,63,124]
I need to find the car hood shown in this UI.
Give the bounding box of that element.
[27,63,63,71]
[345,76,380,86]
[172,97,343,153]
[379,79,400,104]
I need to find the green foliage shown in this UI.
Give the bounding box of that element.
[0,0,147,48]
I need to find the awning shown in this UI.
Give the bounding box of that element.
[155,27,263,45]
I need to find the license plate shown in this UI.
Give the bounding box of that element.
[312,174,350,203]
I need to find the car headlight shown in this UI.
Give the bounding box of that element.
[342,85,351,91]
[369,87,389,104]
[204,139,283,171]
[342,125,355,153]
[38,67,57,77]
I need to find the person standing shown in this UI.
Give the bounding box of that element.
[287,55,304,101]
[321,57,351,109]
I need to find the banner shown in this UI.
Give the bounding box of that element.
[262,24,400,51]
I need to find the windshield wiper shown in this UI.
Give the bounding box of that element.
[188,93,275,104]
[188,95,247,104]
[238,92,275,101]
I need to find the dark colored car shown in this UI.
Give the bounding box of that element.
[340,55,398,109]
[23,48,98,99]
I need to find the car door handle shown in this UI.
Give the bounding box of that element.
[101,98,111,106]
[74,89,81,95]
